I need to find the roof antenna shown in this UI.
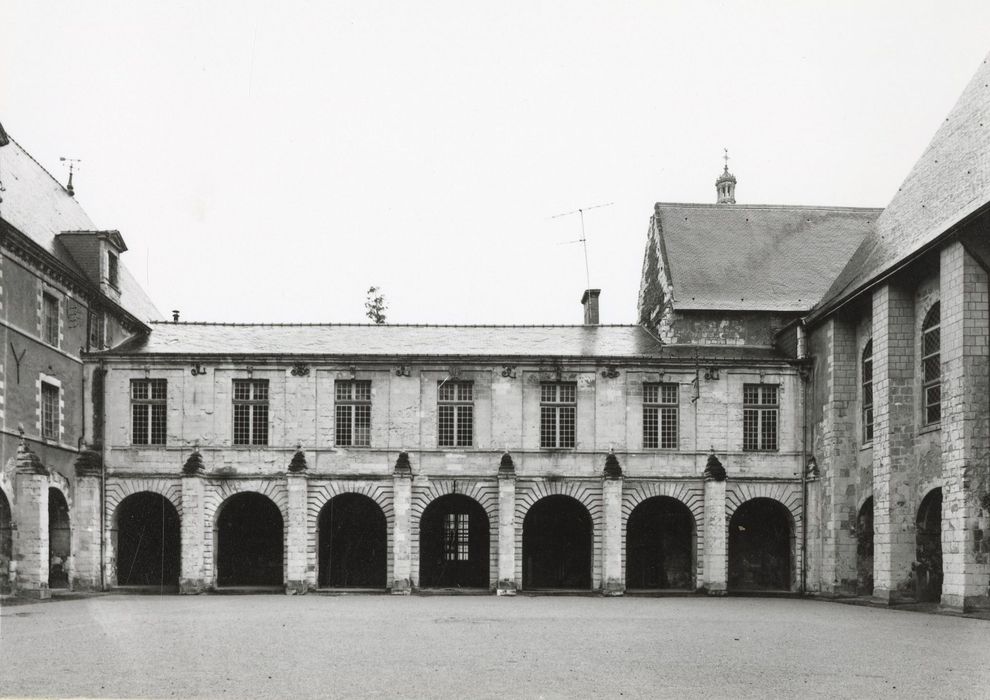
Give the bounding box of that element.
[551,201,613,290]
[60,157,81,197]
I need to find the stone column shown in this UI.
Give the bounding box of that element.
[180,451,206,593]
[13,442,50,598]
[496,453,517,595]
[285,464,309,594]
[601,450,624,595]
[391,452,413,594]
[872,283,916,603]
[702,467,727,595]
[71,451,103,590]
[939,243,990,611]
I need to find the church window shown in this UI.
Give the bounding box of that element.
[862,340,874,442]
[643,382,678,449]
[43,292,59,346]
[438,381,473,447]
[540,382,576,448]
[41,382,60,440]
[743,384,778,451]
[131,379,167,445]
[335,380,371,447]
[921,303,940,425]
[443,513,470,561]
[233,379,269,445]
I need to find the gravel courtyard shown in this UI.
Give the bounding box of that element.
[1,594,987,699]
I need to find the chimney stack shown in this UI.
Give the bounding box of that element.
[172,310,180,323]
[581,289,601,325]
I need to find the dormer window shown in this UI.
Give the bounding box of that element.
[108,252,119,288]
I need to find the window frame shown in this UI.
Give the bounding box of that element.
[437,380,474,448]
[232,379,269,446]
[862,340,874,443]
[743,383,779,452]
[42,292,59,347]
[131,378,167,446]
[108,251,119,288]
[921,303,941,426]
[335,379,372,447]
[643,382,679,449]
[41,381,60,441]
[443,512,471,561]
[540,381,577,449]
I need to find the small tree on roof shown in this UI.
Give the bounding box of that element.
[365,286,388,324]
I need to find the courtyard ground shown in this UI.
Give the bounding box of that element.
[1,594,987,699]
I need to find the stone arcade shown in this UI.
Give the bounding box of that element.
[1,53,989,610]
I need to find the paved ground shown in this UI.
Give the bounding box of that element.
[1,594,988,699]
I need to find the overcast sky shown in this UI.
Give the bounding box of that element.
[3,1,989,325]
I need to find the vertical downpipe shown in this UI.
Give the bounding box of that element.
[797,323,809,595]
[98,360,107,590]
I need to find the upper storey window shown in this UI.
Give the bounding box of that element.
[42,293,59,347]
[233,379,269,445]
[743,384,778,451]
[921,303,941,425]
[540,382,576,448]
[438,381,473,447]
[336,380,371,447]
[643,382,678,449]
[41,382,60,440]
[108,251,119,288]
[132,379,167,445]
[862,340,874,443]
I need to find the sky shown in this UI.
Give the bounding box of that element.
[2,1,990,325]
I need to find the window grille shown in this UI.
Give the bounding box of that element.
[108,252,119,287]
[438,381,473,447]
[643,382,678,449]
[233,379,269,445]
[862,340,874,442]
[41,382,59,440]
[335,380,371,447]
[43,293,59,346]
[540,382,576,448]
[743,383,778,451]
[921,303,940,425]
[443,512,470,561]
[131,379,167,445]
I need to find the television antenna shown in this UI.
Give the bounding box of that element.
[551,201,613,290]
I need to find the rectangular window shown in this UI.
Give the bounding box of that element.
[438,381,473,447]
[335,380,371,447]
[90,310,106,350]
[43,293,59,346]
[233,379,269,445]
[131,379,167,445]
[540,382,576,448]
[41,382,59,440]
[862,342,874,443]
[743,383,778,451]
[444,513,470,561]
[108,252,119,287]
[643,382,679,449]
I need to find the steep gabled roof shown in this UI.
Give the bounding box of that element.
[654,203,880,312]
[815,53,990,317]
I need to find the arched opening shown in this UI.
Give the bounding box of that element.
[0,489,12,594]
[626,496,694,590]
[419,494,490,588]
[216,492,283,587]
[114,492,181,588]
[915,488,943,602]
[48,488,71,589]
[728,497,793,591]
[523,495,592,590]
[856,497,874,595]
[318,494,387,588]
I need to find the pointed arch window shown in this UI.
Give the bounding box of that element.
[921,303,940,425]
[862,340,873,442]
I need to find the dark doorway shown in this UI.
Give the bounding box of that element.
[115,492,181,587]
[0,490,11,594]
[419,494,490,588]
[216,493,283,587]
[523,495,592,590]
[856,497,874,595]
[626,496,694,590]
[48,488,71,589]
[728,498,792,591]
[915,488,943,602]
[318,494,387,588]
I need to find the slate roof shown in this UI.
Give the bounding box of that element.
[655,203,880,312]
[0,134,164,322]
[815,53,990,316]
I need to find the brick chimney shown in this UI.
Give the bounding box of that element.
[581,289,601,325]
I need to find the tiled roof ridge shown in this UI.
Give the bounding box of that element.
[6,135,73,198]
[654,201,884,213]
[148,321,647,329]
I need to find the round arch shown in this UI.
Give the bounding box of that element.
[113,492,181,587]
[317,493,387,589]
[49,487,71,589]
[419,494,490,588]
[915,488,943,602]
[215,492,284,587]
[0,487,12,594]
[523,495,592,590]
[728,497,794,591]
[625,496,695,590]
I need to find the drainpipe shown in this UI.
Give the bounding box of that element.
[98,359,107,591]
[798,322,809,595]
